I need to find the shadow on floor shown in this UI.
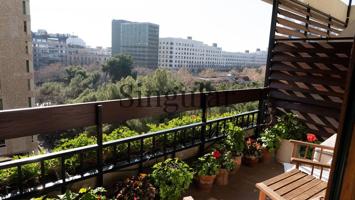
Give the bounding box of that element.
[188,161,284,200]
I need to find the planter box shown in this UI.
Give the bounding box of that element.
[198,175,216,190]
[261,149,274,164]
[276,139,293,163]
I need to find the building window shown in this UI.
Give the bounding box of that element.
[22,1,26,15]
[0,139,5,148]
[27,79,31,90]
[28,97,32,107]
[25,41,29,54]
[24,21,27,33]
[26,60,30,72]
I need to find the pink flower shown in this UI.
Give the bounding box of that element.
[307,133,317,143]
[212,150,221,159]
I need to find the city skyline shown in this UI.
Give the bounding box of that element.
[30,0,272,52]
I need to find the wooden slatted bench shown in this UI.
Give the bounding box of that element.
[256,139,334,200]
[256,169,326,200]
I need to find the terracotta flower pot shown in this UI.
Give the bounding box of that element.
[198,175,216,190]
[230,155,242,175]
[242,156,259,167]
[262,148,274,164]
[216,169,229,186]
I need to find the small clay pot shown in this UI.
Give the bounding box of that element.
[216,169,229,186]
[230,155,242,175]
[262,149,274,164]
[243,156,259,167]
[198,175,216,190]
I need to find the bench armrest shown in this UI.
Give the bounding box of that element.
[290,157,331,169]
[289,140,334,151]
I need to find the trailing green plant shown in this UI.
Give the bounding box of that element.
[31,187,106,200]
[116,174,156,200]
[224,123,245,156]
[53,132,96,152]
[195,151,221,176]
[0,153,43,188]
[218,151,235,171]
[52,132,96,173]
[150,158,194,200]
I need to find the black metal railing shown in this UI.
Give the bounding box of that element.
[0,111,258,199]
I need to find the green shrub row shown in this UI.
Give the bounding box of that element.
[0,111,243,189]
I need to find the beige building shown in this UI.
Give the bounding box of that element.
[0,0,38,156]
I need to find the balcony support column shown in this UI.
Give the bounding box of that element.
[346,0,353,27]
[96,104,103,187]
[199,93,207,156]
[261,0,279,127]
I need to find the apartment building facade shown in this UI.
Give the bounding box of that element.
[0,0,38,156]
[112,20,159,68]
[32,30,111,69]
[158,37,267,70]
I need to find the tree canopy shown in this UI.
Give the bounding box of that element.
[102,54,134,82]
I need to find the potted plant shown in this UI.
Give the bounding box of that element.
[242,138,262,167]
[259,128,281,163]
[215,151,235,186]
[195,151,220,190]
[224,123,245,173]
[116,174,156,200]
[150,158,194,200]
[270,113,307,163]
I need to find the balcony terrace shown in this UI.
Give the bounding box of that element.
[0,0,355,199]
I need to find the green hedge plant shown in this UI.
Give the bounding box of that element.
[150,158,194,200]
[224,123,245,156]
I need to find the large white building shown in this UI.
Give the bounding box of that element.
[158,37,267,70]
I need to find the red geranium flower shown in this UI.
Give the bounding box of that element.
[212,150,221,159]
[307,133,317,143]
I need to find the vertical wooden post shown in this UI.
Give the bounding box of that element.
[305,7,310,38]
[199,92,207,156]
[327,17,332,37]
[327,38,355,200]
[96,104,103,187]
[258,0,279,131]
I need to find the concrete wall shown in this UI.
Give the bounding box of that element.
[348,5,355,21]
[298,0,348,22]
[262,0,348,22]
[0,0,37,156]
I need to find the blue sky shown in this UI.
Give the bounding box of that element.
[30,0,272,52]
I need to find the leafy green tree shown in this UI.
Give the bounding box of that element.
[102,54,134,82]
[140,69,185,95]
[64,66,88,84]
[36,82,66,104]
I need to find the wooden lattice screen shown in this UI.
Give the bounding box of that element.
[265,0,354,138]
[275,0,347,39]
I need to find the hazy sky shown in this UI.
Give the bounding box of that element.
[30,0,272,52]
